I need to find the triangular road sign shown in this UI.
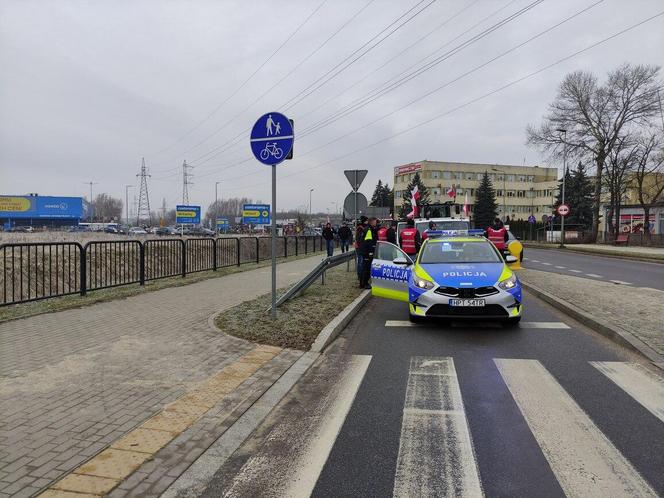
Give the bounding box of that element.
[344,170,368,191]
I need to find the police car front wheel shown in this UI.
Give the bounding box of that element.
[503,316,521,327]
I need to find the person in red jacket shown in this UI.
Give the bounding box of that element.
[399,219,421,257]
[377,222,388,242]
[485,218,508,252]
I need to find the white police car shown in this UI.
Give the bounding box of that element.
[370,232,523,325]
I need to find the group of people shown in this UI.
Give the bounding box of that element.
[352,216,400,289]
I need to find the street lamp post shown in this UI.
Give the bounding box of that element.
[215,181,221,232]
[125,185,133,226]
[556,128,567,248]
[84,181,98,223]
[309,188,314,224]
[491,168,506,221]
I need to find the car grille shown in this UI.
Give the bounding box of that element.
[434,286,498,298]
[427,304,508,318]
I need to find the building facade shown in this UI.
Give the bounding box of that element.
[0,195,87,229]
[393,160,559,221]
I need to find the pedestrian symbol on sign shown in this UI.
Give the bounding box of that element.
[250,112,294,166]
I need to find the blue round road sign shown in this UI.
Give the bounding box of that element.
[250,112,294,166]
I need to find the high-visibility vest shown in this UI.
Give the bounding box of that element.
[364,228,374,241]
[401,227,418,254]
[487,227,507,250]
[377,227,388,241]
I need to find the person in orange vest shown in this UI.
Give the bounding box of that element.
[377,221,389,242]
[485,217,509,253]
[399,218,421,257]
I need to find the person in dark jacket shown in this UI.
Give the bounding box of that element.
[386,220,398,245]
[355,216,368,282]
[322,222,335,257]
[338,222,353,253]
[359,217,378,289]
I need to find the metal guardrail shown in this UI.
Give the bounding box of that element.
[268,250,355,311]
[0,236,324,306]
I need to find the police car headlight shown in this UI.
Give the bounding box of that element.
[498,274,518,290]
[415,278,434,290]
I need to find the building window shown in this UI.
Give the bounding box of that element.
[497,190,503,197]
[465,173,474,180]
[507,190,515,197]
[453,171,463,180]
[432,188,441,196]
[476,173,484,181]
[442,171,451,180]
[517,190,526,198]
[507,174,515,182]
[431,170,440,179]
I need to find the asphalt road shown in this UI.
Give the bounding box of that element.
[524,247,664,290]
[202,294,664,498]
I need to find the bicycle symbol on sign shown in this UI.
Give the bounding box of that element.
[260,142,283,161]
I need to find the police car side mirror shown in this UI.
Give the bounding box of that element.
[393,257,411,266]
[505,255,518,263]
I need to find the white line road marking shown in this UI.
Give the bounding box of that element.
[609,280,632,285]
[223,355,371,498]
[554,265,566,269]
[531,260,540,263]
[568,269,582,273]
[541,262,552,266]
[495,359,657,498]
[585,273,603,278]
[520,322,570,329]
[386,320,417,327]
[591,362,664,423]
[393,357,482,498]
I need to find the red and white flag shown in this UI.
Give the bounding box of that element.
[462,192,469,216]
[446,186,456,199]
[407,185,420,219]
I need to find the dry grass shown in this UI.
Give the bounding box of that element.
[215,264,361,350]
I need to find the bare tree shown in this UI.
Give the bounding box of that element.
[92,193,123,222]
[631,130,664,241]
[527,64,663,242]
[604,134,636,237]
[203,197,253,227]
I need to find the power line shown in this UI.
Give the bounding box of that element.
[187,0,437,169]
[147,0,328,167]
[299,0,544,137]
[183,0,377,167]
[221,9,664,191]
[136,158,152,225]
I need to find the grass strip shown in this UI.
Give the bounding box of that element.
[215,264,361,350]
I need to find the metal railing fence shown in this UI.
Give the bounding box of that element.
[0,236,323,306]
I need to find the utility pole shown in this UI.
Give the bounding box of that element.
[124,185,133,226]
[136,157,152,226]
[182,160,194,205]
[83,181,98,222]
[557,128,568,248]
[160,198,167,225]
[215,181,221,232]
[309,188,314,225]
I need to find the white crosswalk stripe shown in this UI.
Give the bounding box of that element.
[385,320,570,329]
[591,361,664,423]
[495,358,657,498]
[393,357,482,497]
[569,269,582,273]
[585,273,603,278]
[609,279,632,285]
[519,322,570,329]
[554,265,566,269]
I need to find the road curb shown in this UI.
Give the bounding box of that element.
[521,281,664,370]
[310,290,371,353]
[523,243,664,265]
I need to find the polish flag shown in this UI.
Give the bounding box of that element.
[447,186,456,199]
[407,185,420,219]
[462,192,469,216]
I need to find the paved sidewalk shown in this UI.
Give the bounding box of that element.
[0,255,325,497]
[519,268,664,357]
[524,242,664,261]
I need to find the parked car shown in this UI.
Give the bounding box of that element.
[128,227,148,235]
[104,226,120,234]
[183,227,215,237]
[12,226,34,233]
[155,226,178,236]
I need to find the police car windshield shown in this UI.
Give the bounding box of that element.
[419,241,502,264]
[416,220,469,232]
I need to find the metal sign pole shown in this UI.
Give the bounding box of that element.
[354,170,358,223]
[271,165,277,319]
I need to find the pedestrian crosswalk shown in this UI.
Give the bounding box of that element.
[213,355,664,498]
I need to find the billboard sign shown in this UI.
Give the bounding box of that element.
[242,204,270,225]
[0,196,84,219]
[216,218,229,231]
[175,205,201,224]
[394,163,422,176]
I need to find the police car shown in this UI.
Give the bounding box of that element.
[370,231,523,325]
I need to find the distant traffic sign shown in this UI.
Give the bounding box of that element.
[250,112,294,166]
[216,218,229,231]
[176,205,201,224]
[242,204,270,225]
[557,204,570,217]
[528,214,536,224]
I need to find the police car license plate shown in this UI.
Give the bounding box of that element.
[449,298,485,307]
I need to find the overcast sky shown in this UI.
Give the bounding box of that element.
[1,0,663,216]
